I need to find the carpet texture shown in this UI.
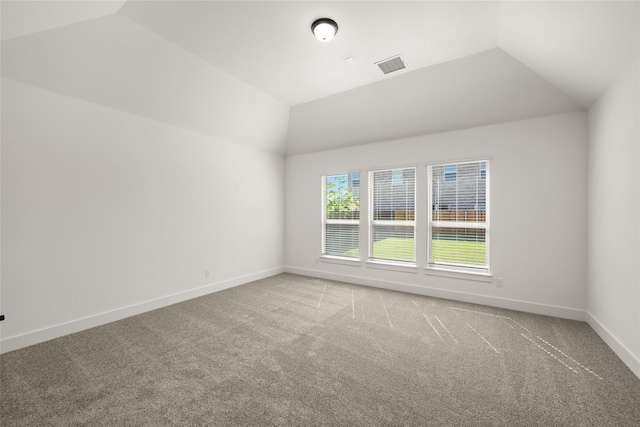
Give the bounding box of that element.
[1,273,640,426]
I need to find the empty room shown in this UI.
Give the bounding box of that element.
[1,0,639,425]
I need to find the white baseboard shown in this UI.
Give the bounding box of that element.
[0,267,284,354]
[285,266,586,321]
[585,311,640,380]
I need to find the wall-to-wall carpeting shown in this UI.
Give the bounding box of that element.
[2,273,639,425]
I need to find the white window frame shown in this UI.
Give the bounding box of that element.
[321,172,361,261]
[427,160,490,275]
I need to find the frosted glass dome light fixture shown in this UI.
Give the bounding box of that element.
[311,18,338,42]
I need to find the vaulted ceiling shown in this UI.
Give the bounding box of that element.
[2,1,639,155]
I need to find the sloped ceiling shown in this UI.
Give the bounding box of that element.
[499,0,640,108]
[287,48,582,154]
[2,1,638,155]
[118,0,503,106]
[0,0,127,40]
[1,12,290,154]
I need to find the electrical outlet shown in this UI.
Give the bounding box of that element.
[205,269,211,278]
[496,278,504,288]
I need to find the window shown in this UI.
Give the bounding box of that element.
[322,172,360,258]
[369,167,416,264]
[429,160,489,272]
[320,162,489,276]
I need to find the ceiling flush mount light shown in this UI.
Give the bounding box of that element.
[311,18,338,42]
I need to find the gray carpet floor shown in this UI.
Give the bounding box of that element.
[1,273,640,426]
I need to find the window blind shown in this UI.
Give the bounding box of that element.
[429,160,488,270]
[369,167,416,263]
[323,172,360,258]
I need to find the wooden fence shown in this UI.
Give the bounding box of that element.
[432,210,486,222]
[385,210,485,222]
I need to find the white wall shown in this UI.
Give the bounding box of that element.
[587,59,640,378]
[286,112,588,319]
[0,78,285,352]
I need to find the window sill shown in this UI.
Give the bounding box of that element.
[366,260,419,273]
[319,255,361,266]
[425,265,493,283]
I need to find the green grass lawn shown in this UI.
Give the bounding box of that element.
[345,237,414,261]
[343,237,485,265]
[431,239,486,266]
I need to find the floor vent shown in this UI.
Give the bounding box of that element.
[375,55,407,74]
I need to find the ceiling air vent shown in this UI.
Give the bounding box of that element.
[375,55,407,75]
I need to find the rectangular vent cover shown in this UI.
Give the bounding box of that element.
[375,55,407,74]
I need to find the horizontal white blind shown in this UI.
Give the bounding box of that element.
[370,167,416,263]
[325,223,359,257]
[430,161,488,270]
[323,172,360,258]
